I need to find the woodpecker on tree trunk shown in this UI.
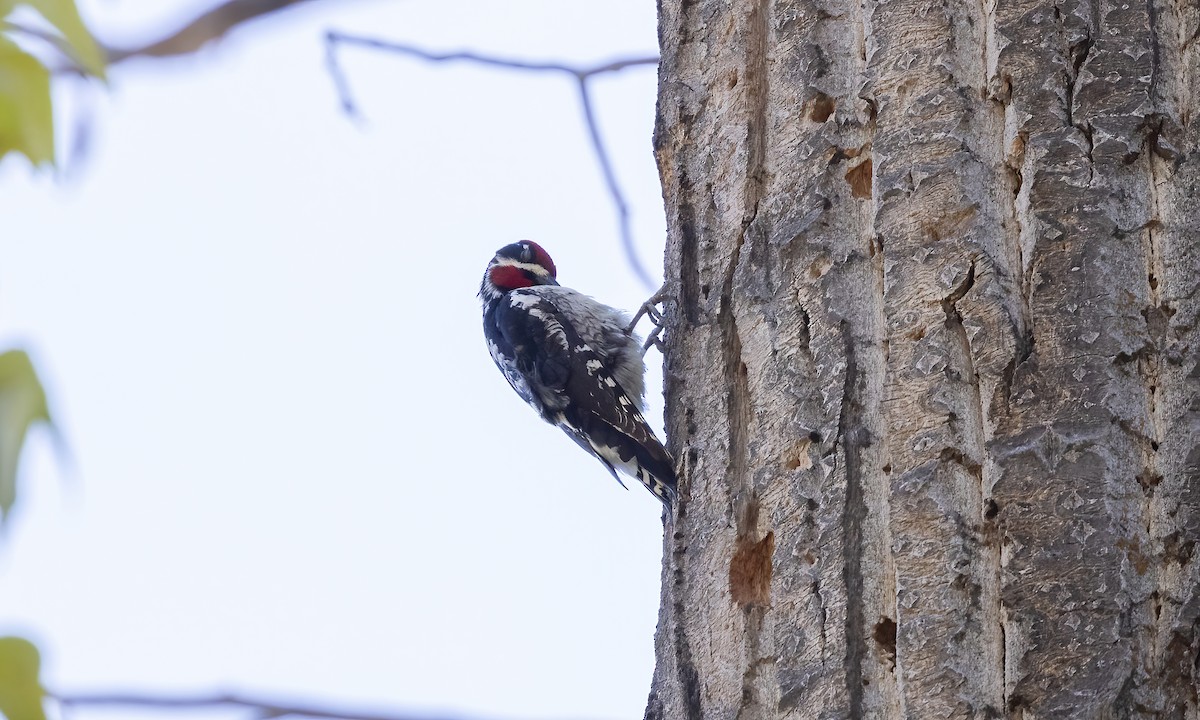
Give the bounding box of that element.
[479,240,676,508]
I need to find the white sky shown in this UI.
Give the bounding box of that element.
[0,2,668,718]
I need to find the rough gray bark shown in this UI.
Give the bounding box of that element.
[646,0,1200,716]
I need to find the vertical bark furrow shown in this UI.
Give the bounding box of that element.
[728,5,779,719]
[741,0,891,715]
[673,558,706,720]
[744,0,770,210]
[652,0,803,716]
[989,0,1183,710]
[837,324,867,719]
[653,0,743,711]
[827,0,896,712]
[864,0,1012,707]
[1144,0,1200,711]
[1144,23,1200,704]
[723,263,751,500]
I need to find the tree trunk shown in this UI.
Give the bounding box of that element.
[647,0,1200,716]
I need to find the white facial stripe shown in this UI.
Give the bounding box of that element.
[493,258,551,276]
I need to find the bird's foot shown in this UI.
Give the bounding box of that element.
[626,285,669,357]
[640,323,666,357]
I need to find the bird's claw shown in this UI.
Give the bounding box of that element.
[626,285,668,334]
[641,323,666,356]
[627,285,669,357]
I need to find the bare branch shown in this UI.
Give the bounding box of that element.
[33,1,663,286]
[51,690,592,720]
[104,0,325,65]
[324,33,657,78]
[575,79,648,289]
[324,31,660,290]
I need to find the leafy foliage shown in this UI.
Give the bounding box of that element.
[0,9,96,718]
[19,0,105,75]
[0,350,52,524]
[0,637,46,720]
[0,37,53,164]
[0,0,105,166]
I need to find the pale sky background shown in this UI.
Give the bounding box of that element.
[0,2,669,719]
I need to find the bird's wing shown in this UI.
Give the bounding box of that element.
[491,291,574,418]
[494,291,676,504]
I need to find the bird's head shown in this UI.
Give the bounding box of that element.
[480,240,559,301]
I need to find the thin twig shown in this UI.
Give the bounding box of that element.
[575,79,645,289]
[325,34,656,77]
[43,0,329,75]
[324,31,659,289]
[104,0,326,65]
[51,690,580,720]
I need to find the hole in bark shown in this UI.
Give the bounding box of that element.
[1143,304,1177,342]
[810,92,836,122]
[809,430,822,442]
[700,283,710,299]
[873,617,897,669]
[727,69,738,88]
[729,531,775,608]
[784,439,813,471]
[882,464,892,473]
[845,159,873,199]
[985,499,1000,519]
[1165,532,1196,564]
[1149,273,1159,290]
[1146,119,1180,161]
[1116,538,1152,575]
[809,255,834,278]
[1152,441,1160,451]
[1018,329,1035,362]
[831,146,863,164]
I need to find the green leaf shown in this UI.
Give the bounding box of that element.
[0,351,52,523]
[20,0,105,78]
[0,37,54,165]
[0,637,46,720]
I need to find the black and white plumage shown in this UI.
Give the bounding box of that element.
[479,240,676,508]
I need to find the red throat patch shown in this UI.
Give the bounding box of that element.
[490,265,535,290]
